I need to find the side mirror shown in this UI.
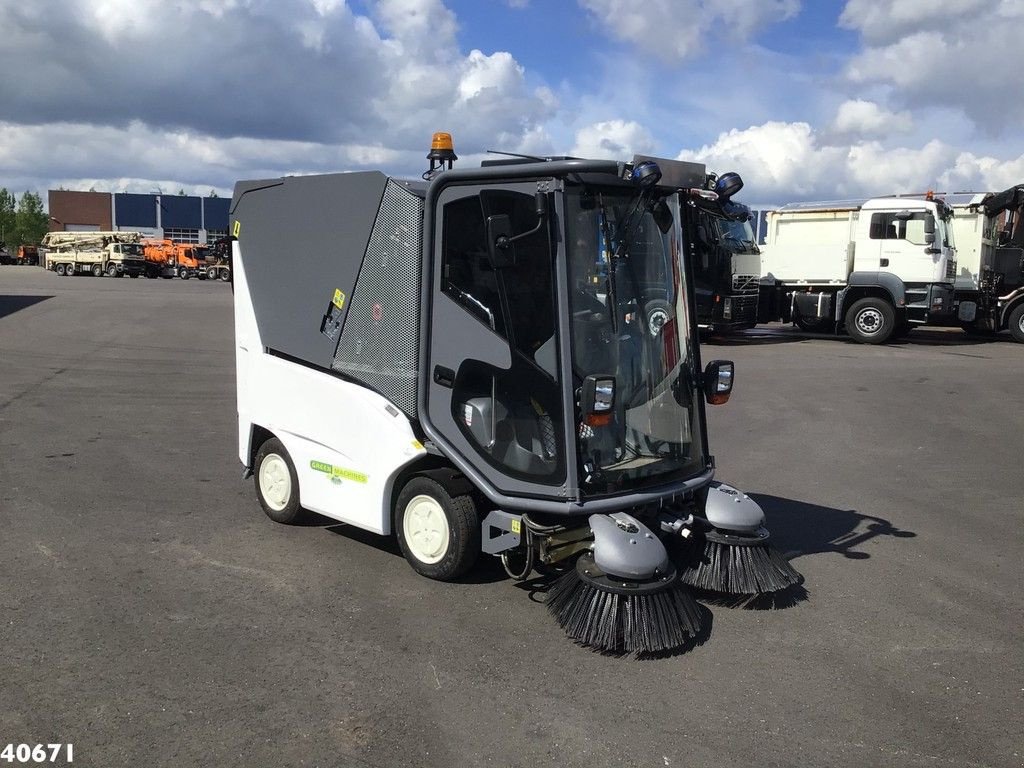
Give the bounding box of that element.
[703,360,734,405]
[924,214,936,234]
[486,214,515,269]
[580,374,615,426]
[924,232,935,244]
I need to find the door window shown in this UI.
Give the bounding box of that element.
[439,190,564,482]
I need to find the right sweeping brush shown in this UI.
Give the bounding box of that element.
[674,482,803,597]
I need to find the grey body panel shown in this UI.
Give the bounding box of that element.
[230,172,389,369]
[332,180,424,416]
[700,481,765,533]
[589,513,669,579]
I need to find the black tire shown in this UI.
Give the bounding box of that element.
[55,263,66,276]
[220,269,230,282]
[643,299,672,338]
[129,272,139,278]
[253,438,303,524]
[207,266,217,280]
[1009,304,1024,344]
[92,264,103,277]
[178,267,190,280]
[845,297,894,344]
[106,263,118,277]
[395,476,479,581]
[64,264,75,276]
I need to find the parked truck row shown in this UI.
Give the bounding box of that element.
[752,184,1024,344]
[37,232,231,281]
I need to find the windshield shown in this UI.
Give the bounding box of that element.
[565,188,705,496]
[937,216,954,249]
[716,216,756,246]
[123,244,143,257]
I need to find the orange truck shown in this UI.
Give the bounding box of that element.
[142,239,210,279]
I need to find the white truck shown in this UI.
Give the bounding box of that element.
[757,196,958,343]
[41,231,147,278]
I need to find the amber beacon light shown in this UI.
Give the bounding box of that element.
[424,132,458,178]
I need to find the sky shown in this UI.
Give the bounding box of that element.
[1,0,1022,207]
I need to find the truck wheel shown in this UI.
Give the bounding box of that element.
[106,263,118,277]
[1009,304,1024,344]
[846,297,894,344]
[253,438,303,524]
[207,266,217,280]
[55,264,66,276]
[64,264,75,276]
[395,477,479,581]
[220,269,231,282]
[178,266,190,280]
[644,299,671,338]
[92,264,103,277]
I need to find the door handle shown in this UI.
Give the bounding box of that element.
[433,365,455,388]
[879,258,889,267]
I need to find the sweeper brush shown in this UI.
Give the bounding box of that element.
[678,528,803,595]
[547,554,703,655]
[674,484,803,596]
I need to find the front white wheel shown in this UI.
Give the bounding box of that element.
[395,477,479,580]
[402,495,451,564]
[253,437,303,524]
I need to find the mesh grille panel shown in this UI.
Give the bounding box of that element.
[332,181,423,416]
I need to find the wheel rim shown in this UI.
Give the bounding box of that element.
[648,309,668,337]
[855,308,884,336]
[1017,313,1024,334]
[402,494,450,564]
[258,454,292,511]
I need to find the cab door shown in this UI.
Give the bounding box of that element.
[423,182,570,500]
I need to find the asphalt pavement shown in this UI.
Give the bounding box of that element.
[1,265,1021,767]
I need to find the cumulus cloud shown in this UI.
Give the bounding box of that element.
[840,0,1024,132]
[674,120,1024,203]
[579,0,799,62]
[831,99,913,138]
[570,120,656,159]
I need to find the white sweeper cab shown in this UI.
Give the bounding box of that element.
[230,134,802,655]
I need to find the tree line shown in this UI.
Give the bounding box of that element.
[0,189,49,249]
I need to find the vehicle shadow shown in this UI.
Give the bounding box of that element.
[0,294,53,320]
[317,513,510,584]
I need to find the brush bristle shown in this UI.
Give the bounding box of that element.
[546,569,703,655]
[678,539,803,595]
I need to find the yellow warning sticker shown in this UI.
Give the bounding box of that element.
[332,289,346,310]
[310,459,367,484]
[411,440,424,451]
[511,518,521,534]
[232,220,241,237]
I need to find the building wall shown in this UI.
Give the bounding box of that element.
[48,190,112,231]
[48,189,229,243]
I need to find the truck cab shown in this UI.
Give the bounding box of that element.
[760,196,958,342]
[692,205,760,333]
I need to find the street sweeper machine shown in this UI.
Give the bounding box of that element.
[230,134,802,655]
